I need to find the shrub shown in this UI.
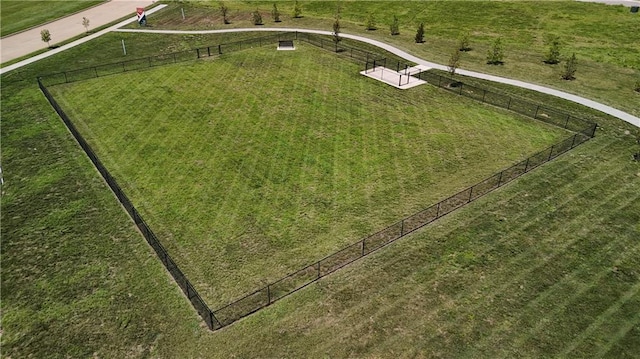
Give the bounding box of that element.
[544,35,561,64]
[272,3,281,22]
[390,15,400,35]
[458,32,471,52]
[40,29,51,47]
[366,13,376,30]
[561,53,578,80]
[486,38,504,65]
[415,22,425,43]
[252,9,263,25]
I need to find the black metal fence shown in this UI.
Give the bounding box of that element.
[38,31,597,331]
[414,71,597,137]
[211,126,595,327]
[37,78,221,330]
[38,32,299,87]
[38,31,404,88]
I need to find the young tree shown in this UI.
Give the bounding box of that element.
[219,2,230,24]
[366,12,376,31]
[415,22,425,43]
[272,3,281,22]
[448,47,461,76]
[40,29,51,47]
[544,35,561,64]
[561,53,578,80]
[82,17,90,33]
[458,32,471,51]
[333,15,342,52]
[293,0,302,18]
[252,9,263,25]
[390,15,400,35]
[486,38,504,65]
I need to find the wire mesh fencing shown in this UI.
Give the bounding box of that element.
[37,31,598,331]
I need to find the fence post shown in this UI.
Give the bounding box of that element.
[497,170,504,187]
[122,62,126,72]
[570,133,578,148]
[207,47,211,57]
[436,202,441,218]
[196,48,200,58]
[507,97,512,110]
[173,53,177,63]
[361,239,365,256]
[564,114,571,129]
[64,72,68,83]
[468,186,474,202]
[267,285,271,304]
[459,82,463,95]
[316,261,321,278]
[218,44,222,55]
[482,89,487,102]
[400,221,404,236]
[534,105,540,119]
[548,145,555,161]
[523,157,531,173]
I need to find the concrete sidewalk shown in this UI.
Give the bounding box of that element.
[114,28,640,129]
[0,0,156,64]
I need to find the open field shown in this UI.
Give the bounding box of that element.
[0,0,103,37]
[48,43,567,306]
[2,5,640,357]
[141,1,640,118]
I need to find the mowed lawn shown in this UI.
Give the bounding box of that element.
[2,27,639,358]
[0,0,103,37]
[49,44,568,307]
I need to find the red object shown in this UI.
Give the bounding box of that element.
[136,7,144,16]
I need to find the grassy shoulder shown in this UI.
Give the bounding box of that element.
[0,0,104,37]
[48,44,568,307]
[140,1,640,118]
[2,25,639,358]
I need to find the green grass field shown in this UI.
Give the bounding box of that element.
[0,0,103,37]
[49,44,567,307]
[144,1,640,118]
[2,2,640,357]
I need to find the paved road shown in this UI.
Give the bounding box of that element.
[576,0,640,6]
[0,5,167,76]
[114,27,640,129]
[0,0,156,63]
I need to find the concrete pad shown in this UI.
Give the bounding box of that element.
[360,66,427,89]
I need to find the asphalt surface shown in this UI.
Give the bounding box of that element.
[0,5,167,76]
[0,0,156,64]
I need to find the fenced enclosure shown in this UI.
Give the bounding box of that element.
[38,32,597,331]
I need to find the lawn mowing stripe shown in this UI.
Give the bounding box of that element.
[562,276,640,357]
[460,168,626,354]
[352,142,628,350]
[595,292,640,358]
[509,194,640,353]
[362,160,636,356]
[47,44,573,311]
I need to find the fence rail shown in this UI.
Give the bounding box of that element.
[37,78,221,330]
[38,32,598,331]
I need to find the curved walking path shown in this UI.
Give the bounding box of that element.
[0,5,167,75]
[0,0,159,64]
[115,27,640,129]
